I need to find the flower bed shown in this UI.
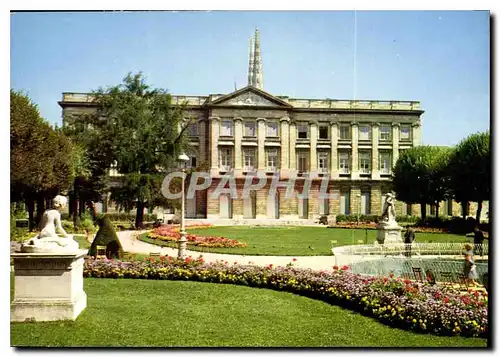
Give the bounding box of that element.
[148,225,248,248]
[84,258,487,338]
[334,222,449,234]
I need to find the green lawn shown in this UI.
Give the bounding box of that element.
[10,278,487,348]
[140,226,474,256]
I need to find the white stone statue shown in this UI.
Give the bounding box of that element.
[21,195,80,253]
[380,192,397,226]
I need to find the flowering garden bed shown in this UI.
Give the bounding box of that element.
[147,225,248,248]
[333,222,450,234]
[84,258,487,338]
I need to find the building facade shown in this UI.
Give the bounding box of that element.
[60,29,480,221]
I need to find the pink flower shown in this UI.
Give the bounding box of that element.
[333,265,339,270]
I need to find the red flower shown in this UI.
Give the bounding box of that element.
[363,279,369,284]
[234,261,238,265]
[150,257,156,262]
[292,258,297,262]
[434,292,441,299]
[383,277,388,283]
[404,279,411,285]
[333,265,339,270]
[341,265,349,271]
[474,291,480,298]
[143,257,148,261]
[199,258,204,263]
[268,264,274,269]
[388,273,394,278]
[443,297,450,303]
[159,256,166,262]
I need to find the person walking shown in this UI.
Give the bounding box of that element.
[404,226,416,257]
[463,243,478,286]
[473,227,485,256]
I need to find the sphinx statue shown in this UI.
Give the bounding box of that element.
[21,195,80,253]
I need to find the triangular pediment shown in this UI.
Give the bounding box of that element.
[210,86,292,108]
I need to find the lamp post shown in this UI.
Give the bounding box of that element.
[178,153,190,259]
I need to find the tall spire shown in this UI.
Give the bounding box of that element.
[247,36,255,86]
[253,28,263,89]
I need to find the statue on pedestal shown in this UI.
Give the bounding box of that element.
[380,192,397,226]
[21,195,80,253]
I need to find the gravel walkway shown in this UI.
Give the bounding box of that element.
[117,230,336,271]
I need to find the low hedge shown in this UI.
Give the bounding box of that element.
[335,215,419,224]
[84,259,487,338]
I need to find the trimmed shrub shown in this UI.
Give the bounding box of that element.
[89,215,124,259]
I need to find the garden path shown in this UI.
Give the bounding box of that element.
[117,230,337,271]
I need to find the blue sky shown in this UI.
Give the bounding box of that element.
[10,10,489,146]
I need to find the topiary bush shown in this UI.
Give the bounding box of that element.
[89,215,124,259]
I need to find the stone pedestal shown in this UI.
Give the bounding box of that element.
[11,250,87,322]
[376,223,403,244]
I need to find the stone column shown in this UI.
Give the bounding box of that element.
[370,184,382,216]
[412,122,422,146]
[280,116,290,177]
[310,121,318,174]
[392,123,400,167]
[289,121,297,171]
[330,122,339,179]
[210,117,220,176]
[371,123,380,180]
[351,122,359,179]
[257,118,266,170]
[234,117,243,173]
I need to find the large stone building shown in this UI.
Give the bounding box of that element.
[60,28,476,221]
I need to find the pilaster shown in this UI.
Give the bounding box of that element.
[234,117,243,171]
[280,116,290,176]
[310,121,318,173]
[392,123,400,167]
[289,121,297,171]
[412,122,422,147]
[371,123,380,180]
[351,123,359,179]
[330,122,339,179]
[210,117,220,175]
[257,118,266,170]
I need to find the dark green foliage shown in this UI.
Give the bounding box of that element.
[63,212,157,222]
[10,89,77,230]
[392,146,453,222]
[447,132,490,222]
[89,215,123,258]
[68,72,189,229]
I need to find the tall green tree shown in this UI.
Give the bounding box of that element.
[392,146,452,222]
[11,90,76,230]
[447,132,490,222]
[84,72,189,228]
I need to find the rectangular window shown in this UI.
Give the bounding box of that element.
[188,123,198,136]
[188,155,197,169]
[379,152,392,174]
[400,125,411,141]
[380,125,391,141]
[318,151,330,173]
[340,190,350,214]
[361,191,371,215]
[243,148,256,171]
[266,121,279,137]
[219,147,233,170]
[244,121,256,137]
[319,125,329,139]
[220,120,233,136]
[339,152,350,174]
[297,150,309,172]
[359,125,371,141]
[297,123,308,139]
[359,151,371,174]
[339,124,351,140]
[266,148,279,171]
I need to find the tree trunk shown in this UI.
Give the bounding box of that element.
[35,196,45,227]
[79,197,86,218]
[461,201,467,220]
[27,198,35,232]
[420,202,426,224]
[135,200,145,229]
[476,200,483,223]
[435,203,439,218]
